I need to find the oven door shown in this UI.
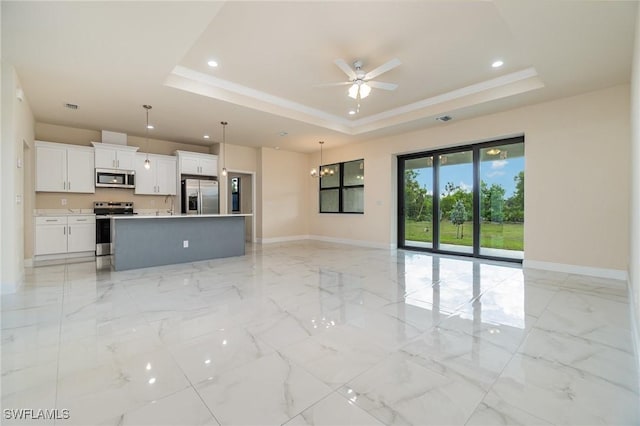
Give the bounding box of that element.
[95,217,111,256]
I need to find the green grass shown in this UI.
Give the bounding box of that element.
[404,220,524,251]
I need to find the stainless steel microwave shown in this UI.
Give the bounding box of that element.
[95,168,135,188]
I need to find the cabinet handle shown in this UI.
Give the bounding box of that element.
[45,219,57,222]
[117,160,120,168]
[68,181,70,190]
[68,226,71,235]
[76,219,87,222]
[63,227,66,235]
[63,181,66,190]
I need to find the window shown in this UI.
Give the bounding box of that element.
[319,159,364,213]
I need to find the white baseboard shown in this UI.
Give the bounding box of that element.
[308,235,395,250]
[523,259,628,281]
[257,235,311,244]
[628,275,640,376]
[257,234,395,250]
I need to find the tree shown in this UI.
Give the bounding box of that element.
[440,182,472,222]
[404,170,430,221]
[450,200,467,238]
[480,181,506,223]
[504,171,524,222]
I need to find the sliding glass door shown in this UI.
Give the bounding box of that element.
[402,156,434,248]
[478,143,525,259]
[438,150,474,254]
[398,137,524,262]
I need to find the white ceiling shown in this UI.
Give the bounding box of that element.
[2,1,637,153]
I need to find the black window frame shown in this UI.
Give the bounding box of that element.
[319,159,364,214]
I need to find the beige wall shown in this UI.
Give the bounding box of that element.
[630,7,640,360]
[259,147,309,240]
[309,84,630,271]
[2,65,35,291]
[36,122,212,154]
[219,143,258,214]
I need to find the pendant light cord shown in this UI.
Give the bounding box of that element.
[221,121,228,176]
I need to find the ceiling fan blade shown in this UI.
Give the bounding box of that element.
[315,81,353,87]
[334,59,357,80]
[364,58,401,80]
[367,81,398,91]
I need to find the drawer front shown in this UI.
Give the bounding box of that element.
[35,216,67,225]
[68,215,96,225]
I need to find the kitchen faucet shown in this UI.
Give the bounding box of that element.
[165,195,175,215]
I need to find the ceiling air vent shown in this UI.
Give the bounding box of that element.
[436,115,452,122]
[63,102,78,110]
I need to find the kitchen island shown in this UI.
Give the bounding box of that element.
[110,214,251,271]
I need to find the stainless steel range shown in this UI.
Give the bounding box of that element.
[94,201,134,256]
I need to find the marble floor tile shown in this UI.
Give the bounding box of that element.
[98,387,219,426]
[535,290,634,352]
[168,326,274,384]
[55,348,191,425]
[399,326,514,392]
[2,241,637,426]
[465,392,552,426]
[285,392,385,426]
[280,324,389,388]
[517,326,639,393]
[489,353,640,425]
[195,352,333,425]
[338,352,486,425]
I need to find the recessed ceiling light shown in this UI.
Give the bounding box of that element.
[63,102,78,110]
[275,146,280,150]
[278,131,288,137]
[146,124,154,130]
[203,135,210,139]
[436,115,452,122]
[348,109,356,116]
[492,60,504,68]
[207,60,218,68]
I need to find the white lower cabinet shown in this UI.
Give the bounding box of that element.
[34,215,96,256]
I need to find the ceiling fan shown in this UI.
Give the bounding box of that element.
[323,58,401,100]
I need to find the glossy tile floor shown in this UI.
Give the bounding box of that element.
[2,241,639,425]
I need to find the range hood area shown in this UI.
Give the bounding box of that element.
[100,130,128,146]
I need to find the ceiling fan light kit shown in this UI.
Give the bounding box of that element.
[326,58,401,101]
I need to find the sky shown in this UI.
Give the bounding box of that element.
[414,157,524,197]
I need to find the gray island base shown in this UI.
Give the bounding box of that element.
[111,215,247,271]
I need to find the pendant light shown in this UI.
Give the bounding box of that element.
[221,121,228,177]
[143,105,152,169]
[310,141,334,178]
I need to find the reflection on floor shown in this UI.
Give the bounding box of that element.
[2,241,638,425]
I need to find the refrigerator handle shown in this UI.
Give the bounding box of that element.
[198,186,203,215]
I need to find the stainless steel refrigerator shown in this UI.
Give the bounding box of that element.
[181,179,219,214]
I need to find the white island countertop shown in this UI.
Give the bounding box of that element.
[112,213,253,219]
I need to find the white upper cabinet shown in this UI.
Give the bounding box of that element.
[175,151,218,177]
[35,141,95,193]
[92,143,138,170]
[134,153,177,195]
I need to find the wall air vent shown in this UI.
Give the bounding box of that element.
[436,115,452,122]
[63,103,78,110]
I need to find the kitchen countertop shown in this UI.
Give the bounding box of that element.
[34,210,95,217]
[111,213,253,219]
